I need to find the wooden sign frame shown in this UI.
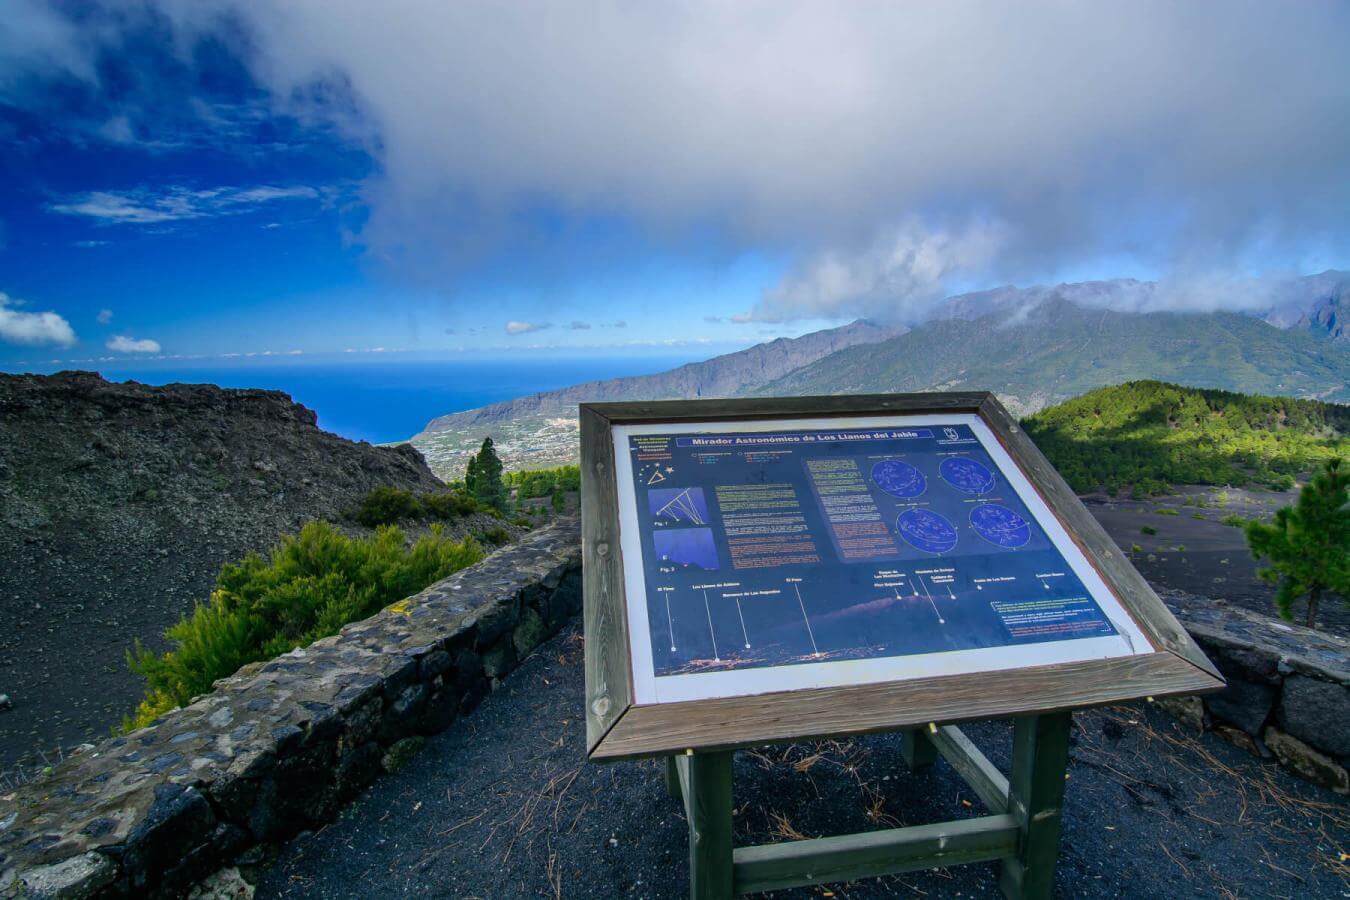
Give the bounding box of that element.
[582,392,1223,761]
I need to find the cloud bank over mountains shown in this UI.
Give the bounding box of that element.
[5,1,1350,323]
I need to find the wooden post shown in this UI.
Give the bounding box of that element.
[901,728,937,771]
[999,712,1071,900]
[666,755,682,800]
[684,751,734,900]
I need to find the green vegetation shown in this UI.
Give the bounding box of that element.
[1140,525,1157,536]
[1221,514,1247,528]
[477,525,513,547]
[505,464,581,499]
[354,485,422,526]
[124,522,483,730]
[760,299,1350,408]
[1155,508,1179,516]
[465,437,508,512]
[1243,458,1349,626]
[1023,381,1349,496]
[353,485,490,527]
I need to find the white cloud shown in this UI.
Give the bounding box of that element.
[96,308,113,324]
[106,334,162,353]
[505,320,552,335]
[10,3,1350,310]
[757,218,1007,322]
[0,292,77,347]
[50,185,321,225]
[567,320,592,330]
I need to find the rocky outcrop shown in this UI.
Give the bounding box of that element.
[1158,588,1349,793]
[0,517,581,899]
[0,371,446,770]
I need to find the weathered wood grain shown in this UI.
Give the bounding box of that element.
[582,392,1224,762]
[931,725,1010,814]
[732,813,1019,894]
[580,404,633,754]
[592,651,1220,760]
[978,394,1223,682]
[900,728,936,771]
[683,752,734,899]
[999,713,1071,900]
[585,392,988,424]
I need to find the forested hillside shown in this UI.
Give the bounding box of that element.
[758,298,1350,415]
[1023,381,1349,496]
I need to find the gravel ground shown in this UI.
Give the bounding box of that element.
[259,624,1349,899]
[1084,487,1348,636]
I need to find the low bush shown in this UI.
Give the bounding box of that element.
[354,486,422,526]
[422,489,483,520]
[1220,514,1247,528]
[354,485,491,526]
[124,522,483,730]
[478,525,513,547]
[1140,525,1157,535]
[505,464,581,499]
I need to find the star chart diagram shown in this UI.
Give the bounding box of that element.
[628,426,1118,678]
[649,487,710,525]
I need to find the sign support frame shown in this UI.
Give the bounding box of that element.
[581,392,1223,897]
[666,713,1070,898]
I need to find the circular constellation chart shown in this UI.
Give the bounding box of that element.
[939,456,995,494]
[970,503,1031,548]
[871,459,926,498]
[896,508,958,554]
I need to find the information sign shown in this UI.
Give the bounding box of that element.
[581,393,1222,762]
[614,414,1150,705]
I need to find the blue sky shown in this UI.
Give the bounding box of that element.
[1,2,1347,370]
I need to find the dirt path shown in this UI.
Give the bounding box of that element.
[258,623,1349,899]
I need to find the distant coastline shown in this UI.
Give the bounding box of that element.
[0,355,706,445]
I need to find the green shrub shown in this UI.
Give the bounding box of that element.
[123,522,483,730]
[354,486,422,526]
[421,488,481,520]
[505,464,581,499]
[1220,514,1247,528]
[478,525,512,547]
[1130,543,1143,554]
[1140,525,1157,536]
[1155,508,1179,516]
[1191,513,1206,520]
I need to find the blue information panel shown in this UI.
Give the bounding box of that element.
[624,421,1119,679]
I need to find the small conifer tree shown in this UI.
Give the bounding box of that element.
[1243,458,1348,627]
[467,437,507,512]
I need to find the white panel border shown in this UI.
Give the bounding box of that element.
[612,413,1153,706]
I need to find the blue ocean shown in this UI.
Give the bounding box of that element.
[74,355,704,444]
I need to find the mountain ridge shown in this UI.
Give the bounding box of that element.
[409,271,1349,475]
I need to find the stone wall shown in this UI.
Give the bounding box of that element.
[1158,588,1349,794]
[3,518,1346,897]
[0,517,582,899]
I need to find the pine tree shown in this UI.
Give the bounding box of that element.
[1243,458,1349,627]
[468,437,507,513]
[464,453,481,499]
